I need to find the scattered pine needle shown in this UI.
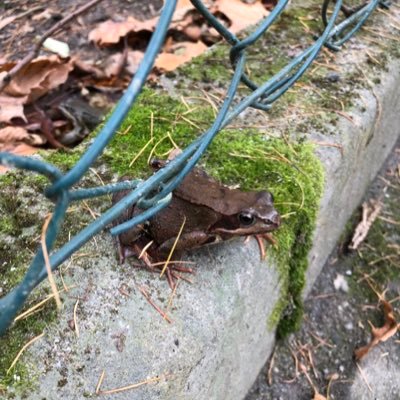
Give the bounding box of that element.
[180,115,201,130]
[138,240,154,259]
[326,373,339,400]
[129,137,154,167]
[311,141,344,156]
[139,287,172,323]
[41,213,62,309]
[97,374,165,395]
[150,260,195,267]
[14,286,75,322]
[7,333,45,374]
[160,216,186,278]
[95,370,105,394]
[293,176,305,209]
[165,279,180,318]
[267,349,276,386]
[82,200,99,219]
[73,299,80,337]
[147,135,168,164]
[117,124,132,136]
[167,132,179,150]
[356,362,373,393]
[150,111,154,140]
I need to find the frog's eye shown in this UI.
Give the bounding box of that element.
[239,212,255,226]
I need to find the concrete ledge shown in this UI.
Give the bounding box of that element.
[1,2,399,399]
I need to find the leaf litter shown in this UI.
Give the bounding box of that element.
[0,0,273,165]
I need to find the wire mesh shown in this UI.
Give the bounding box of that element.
[0,0,392,334]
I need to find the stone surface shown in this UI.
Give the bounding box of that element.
[26,238,281,400]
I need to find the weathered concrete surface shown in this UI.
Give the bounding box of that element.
[2,4,400,400]
[306,59,400,295]
[24,238,281,400]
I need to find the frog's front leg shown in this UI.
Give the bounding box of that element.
[152,231,217,288]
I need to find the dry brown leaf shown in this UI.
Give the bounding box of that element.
[0,126,45,145]
[88,16,157,46]
[355,299,399,360]
[0,56,73,101]
[216,0,269,33]
[155,41,208,71]
[0,57,72,121]
[0,93,28,123]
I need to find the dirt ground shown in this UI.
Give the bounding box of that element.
[1,0,162,62]
[246,139,400,399]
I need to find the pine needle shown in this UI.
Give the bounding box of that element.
[160,216,186,278]
[41,214,61,309]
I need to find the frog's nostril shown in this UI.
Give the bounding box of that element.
[268,212,281,227]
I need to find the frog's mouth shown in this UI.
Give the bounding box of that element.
[212,223,279,237]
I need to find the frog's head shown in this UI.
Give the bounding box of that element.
[211,191,281,237]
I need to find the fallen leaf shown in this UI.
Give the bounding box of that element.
[216,0,269,33]
[313,393,327,400]
[155,41,208,71]
[355,299,399,360]
[88,16,157,46]
[0,56,73,102]
[0,93,27,123]
[0,126,45,146]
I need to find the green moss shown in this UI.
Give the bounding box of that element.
[0,173,60,395]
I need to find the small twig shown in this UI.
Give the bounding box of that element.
[0,0,103,92]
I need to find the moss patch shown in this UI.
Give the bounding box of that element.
[0,171,60,395]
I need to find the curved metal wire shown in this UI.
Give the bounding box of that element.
[0,0,391,335]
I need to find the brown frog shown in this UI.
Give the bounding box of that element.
[112,159,280,287]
